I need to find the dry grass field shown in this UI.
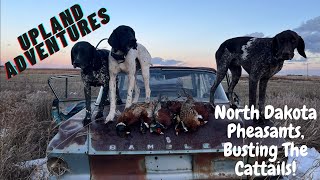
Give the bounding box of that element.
[0,68,80,179]
[0,68,319,179]
[233,76,320,149]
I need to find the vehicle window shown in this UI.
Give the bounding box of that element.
[49,75,100,101]
[118,69,228,102]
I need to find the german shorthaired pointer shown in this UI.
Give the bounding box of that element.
[71,41,122,126]
[210,30,306,122]
[105,25,152,123]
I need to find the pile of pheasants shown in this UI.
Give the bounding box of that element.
[116,94,214,137]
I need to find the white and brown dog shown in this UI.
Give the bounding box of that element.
[105,25,152,123]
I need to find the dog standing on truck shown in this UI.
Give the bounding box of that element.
[105,25,152,123]
[210,30,306,123]
[71,41,123,126]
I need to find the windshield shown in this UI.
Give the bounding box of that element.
[118,68,228,103]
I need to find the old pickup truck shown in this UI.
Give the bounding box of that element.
[46,66,284,179]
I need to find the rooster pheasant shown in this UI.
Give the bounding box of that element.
[175,94,208,135]
[116,102,155,137]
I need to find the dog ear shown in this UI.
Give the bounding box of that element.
[108,30,119,50]
[130,27,136,37]
[297,36,307,58]
[129,28,138,49]
[271,37,279,58]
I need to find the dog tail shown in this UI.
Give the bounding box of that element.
[96,38,109,49]
[215,41,231,62]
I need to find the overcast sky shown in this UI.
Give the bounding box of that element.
[1,0,320,75]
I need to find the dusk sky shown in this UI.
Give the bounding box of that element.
[1,0,320,75]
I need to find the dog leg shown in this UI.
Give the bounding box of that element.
[211,48,233,105]
[140,65,151,103]
[83,85,92,126]
[228,66,242,109]
[133,80,140,103]
[116,76,123,105]
[258,78,269,122]
[137,44,151,103]
[123,49,137,108]
[248,78,258,108]
[125,72,136,108]
[249,76,259,122]
[210,65,228,105]
[96,86,108,120]
[105,72,117,123]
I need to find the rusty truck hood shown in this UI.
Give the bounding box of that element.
[47,103,284,155]
[47,103,245,154]
[47,103,285,179]
[89,106,243,155]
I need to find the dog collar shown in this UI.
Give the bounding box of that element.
[111,52,126,63]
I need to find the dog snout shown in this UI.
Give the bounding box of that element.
[282,51,290,57]
[73,62,80,68]
[281,51,293,60]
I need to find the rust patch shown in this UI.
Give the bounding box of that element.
[193,153,242,179]
[90,155,146,180]
[193,153,216,177]
[48,119,87,150]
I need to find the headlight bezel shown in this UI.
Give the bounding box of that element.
[47,157,69,176]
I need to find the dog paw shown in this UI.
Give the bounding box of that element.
[95,111,104,120]
[230,103,238,110]
[145,98,150,103]
[82,118,91,127]
[125,103,132,109]
[104,119,114,124]
[104,114,115,124]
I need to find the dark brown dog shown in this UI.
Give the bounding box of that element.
[71,41,122,126]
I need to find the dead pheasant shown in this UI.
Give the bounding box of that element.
[175,93,208,135]
[194,102,214,122]
[116,102,155,137]
[150,101,175,135]
[116,97,170,137]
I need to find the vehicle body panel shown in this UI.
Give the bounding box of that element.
[46,66,285,179]
[88,104,243,154]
